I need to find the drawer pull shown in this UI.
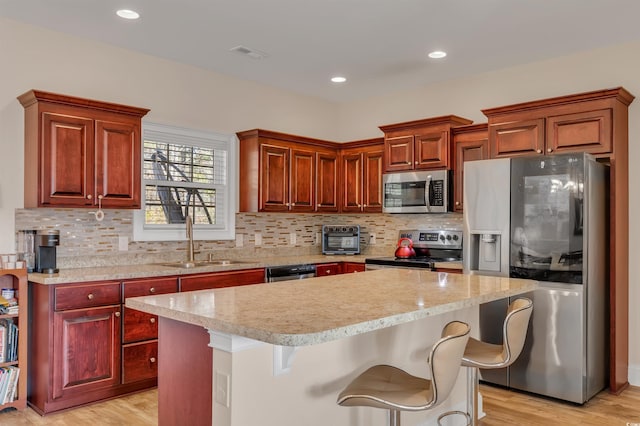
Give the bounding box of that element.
[115,311,121,317]
[150,317,156,324]
[149,287,156,293]
[325,269,331,274]
[87,293,94,300]
[150,357,156,363]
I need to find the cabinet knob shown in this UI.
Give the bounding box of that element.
[547,148,553,153]
[87,194,93,200]
[150,357,156,363]
[363,204,367,208]
[455,201,460,206]
[87,293,94,300]
[291,203,295,207]
[149,287,156,293]
[150,317,156,324]
[536,149,542,154]
[115,311,121,317]
[414,161,418,165]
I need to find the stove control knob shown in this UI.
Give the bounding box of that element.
[453,235,459,241]
[446,235,452,241]
[439,235,445,241]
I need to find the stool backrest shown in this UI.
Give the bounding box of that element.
[501,297,533,366]
[428,321,471,407]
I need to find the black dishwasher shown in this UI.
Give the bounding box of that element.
[265,264,317,282]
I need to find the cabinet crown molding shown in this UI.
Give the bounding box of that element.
[378,115,473,133]
[481,87,634,117]
[17,90,150,117]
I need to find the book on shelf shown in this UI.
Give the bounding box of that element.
[0,320,18,363]
[0,295,18,315]
[0,366,19,405]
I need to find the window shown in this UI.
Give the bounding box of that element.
[133,123,237,241]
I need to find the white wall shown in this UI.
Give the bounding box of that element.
[0,17,340,254]
[2,16,639,386]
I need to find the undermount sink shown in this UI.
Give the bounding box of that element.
[156,259,253,268]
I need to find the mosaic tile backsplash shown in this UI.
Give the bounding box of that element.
[15,208,463,268]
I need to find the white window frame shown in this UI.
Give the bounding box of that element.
[133,122,237,242]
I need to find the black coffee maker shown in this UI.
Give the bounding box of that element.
[35,230,60,274]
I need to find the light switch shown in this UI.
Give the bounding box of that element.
[235,233,244,248]
[289,232,296,245]
[255,232,262,246]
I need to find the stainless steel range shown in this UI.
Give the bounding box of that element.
[365,229,462,270]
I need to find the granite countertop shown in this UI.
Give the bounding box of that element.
[27,254,374,284]
[126,269,536,346]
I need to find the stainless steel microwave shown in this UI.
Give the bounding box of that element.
[382,170,451,213]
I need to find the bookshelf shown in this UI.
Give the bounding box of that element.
[0,269,27,411]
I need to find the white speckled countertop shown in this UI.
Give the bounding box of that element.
[125,269,535,346]
[26,254,462,284]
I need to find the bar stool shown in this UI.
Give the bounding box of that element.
[438,297,533,426]
[337,321,471,426]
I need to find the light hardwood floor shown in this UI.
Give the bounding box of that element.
[0,386,639,425]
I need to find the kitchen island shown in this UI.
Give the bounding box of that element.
[126,269,536,426]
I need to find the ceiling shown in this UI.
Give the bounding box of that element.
[2,0,640,103]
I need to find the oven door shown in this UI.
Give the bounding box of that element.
[382,170,449,213]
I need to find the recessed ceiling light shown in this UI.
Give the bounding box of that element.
[428,50,447,59]
[116,9,140,20]
[331,76,347,83]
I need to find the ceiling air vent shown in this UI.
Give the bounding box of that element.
[229,45,269,60]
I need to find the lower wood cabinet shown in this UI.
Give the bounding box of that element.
[179,268,265,292]
[342,262,365,274]
[121,277,178,388]
[52,305,121,399]
[29,280,150,415]
[28,269,264,414]
[122,341,158,384]
[316,263,341,277]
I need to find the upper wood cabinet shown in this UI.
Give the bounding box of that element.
[238,129,339,213]
[340,139,384,213]
[482,88,633,159]
[451,124,488,212]
[379,115,473,172]
[17,90,149,209]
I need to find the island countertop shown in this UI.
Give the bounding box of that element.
[126,269,536,346]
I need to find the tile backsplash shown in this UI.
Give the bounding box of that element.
[15,208,462,268]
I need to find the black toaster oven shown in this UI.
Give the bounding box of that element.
[322,225,360,255]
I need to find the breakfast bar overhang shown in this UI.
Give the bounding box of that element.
[126,269,537,426]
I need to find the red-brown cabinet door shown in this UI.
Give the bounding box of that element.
[95,119,141,208]
[260,144,290,211]
[290,148,315,212]
[52,305,121,399]
[41,112,94,206]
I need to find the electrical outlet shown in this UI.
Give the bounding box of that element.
[235,233,244,248]
[289,232,296,245]
[369,233,376,245]
[118,236,129,251]
[255,232,262,246]
[316,232,322,245]
[214,371,230,407]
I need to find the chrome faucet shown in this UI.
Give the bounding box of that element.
[185,195,195,266]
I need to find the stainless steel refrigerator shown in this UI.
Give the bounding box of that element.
[463,152,608,404]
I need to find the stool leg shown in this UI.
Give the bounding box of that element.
[467,366,479,426]
[388,409,401,426]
